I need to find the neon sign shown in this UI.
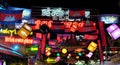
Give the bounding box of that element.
[0,28,33,36]
[34,19,96,29]
[5,36,33,44]
[41,7,69,20]
[0,28,17,36]
[99,14,119,24]
[34,19,53,29]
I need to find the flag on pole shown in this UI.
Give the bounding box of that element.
[0,10,23,24]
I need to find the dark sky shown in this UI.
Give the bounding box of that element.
[7,0,119,14]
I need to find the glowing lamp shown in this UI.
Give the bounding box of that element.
[78,52,82,56]
[46,51,51,56]
[56,53,60,57]
[62,48,67,54]
[55,57,60,62]
[86,52,93,58]
[76,56,79,59]
[68,54,72,57]
[12,45,19,51]
[87,42,97,52]
[67,56,70,59]
[30,47,38,51]
[46,47,51,51]
[46,58,56,63]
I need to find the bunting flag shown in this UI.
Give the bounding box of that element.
[0,10,23,24]
[69,10,85,18]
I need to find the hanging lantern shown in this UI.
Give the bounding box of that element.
[62,48,67,54]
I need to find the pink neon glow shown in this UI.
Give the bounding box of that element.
[55,57,60,61]
[106,24,118,33]
[111,28,120,40]
[86,52,93,58]
[0,60,2,65]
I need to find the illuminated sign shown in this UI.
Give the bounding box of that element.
[46,57,57,63]
[99,14,119,24]
[85,10,90,18]
[0,28,17,36]
[106,24,120,40]
[87,42,97,52]
[34,19,53,29]
[34,19,96,30]
[17,23,32,39]
[41,7,69,20]
[5,36,33,44]
[0,28,33,36]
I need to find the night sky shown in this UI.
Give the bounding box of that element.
[7,0,119,14]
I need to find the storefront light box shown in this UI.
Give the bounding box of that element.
[7,6,31,19]
[99,14,119,24]
[107,24,120,40]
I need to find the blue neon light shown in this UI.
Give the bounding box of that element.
[0,46,22,56]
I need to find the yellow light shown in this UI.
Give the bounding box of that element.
[31,47,38,51]
[0,28,17,36]
[46,58,56,63]
[62,48,67,54]
[87,42,97,52]
[47,47,51,51]
[90,42,97,47]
